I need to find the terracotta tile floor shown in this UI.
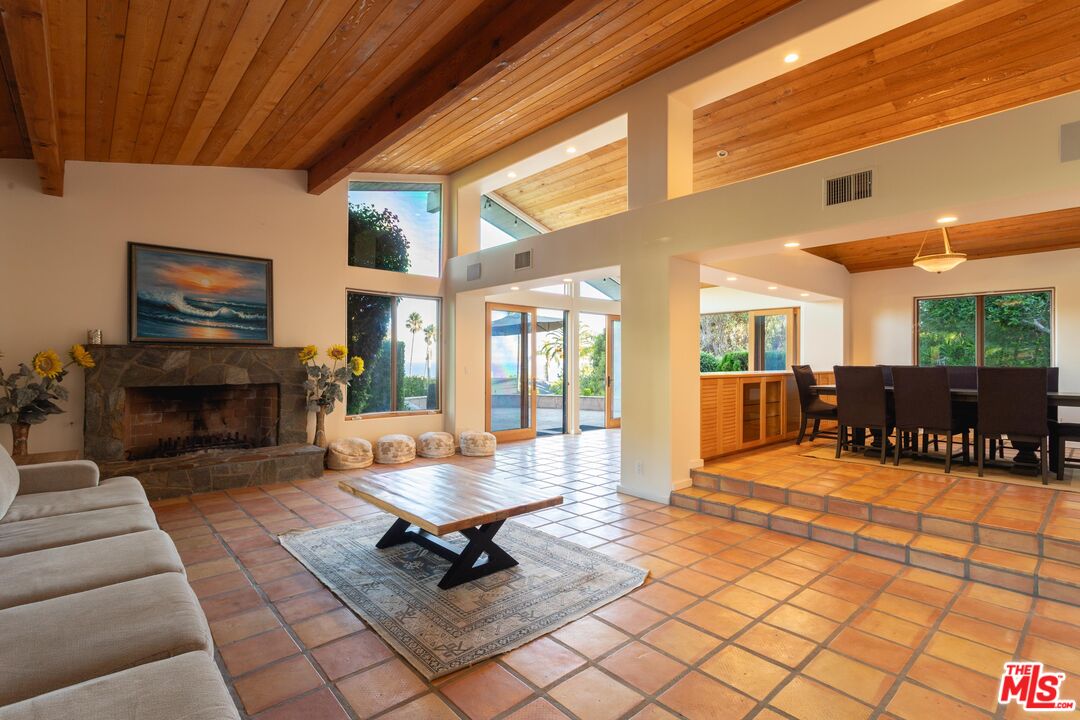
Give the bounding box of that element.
[151,431,1080,719]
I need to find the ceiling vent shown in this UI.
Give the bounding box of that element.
[466,262,482,282]
[1062,120,1080,163]
[514,250,533,271]
[824,169,873,207]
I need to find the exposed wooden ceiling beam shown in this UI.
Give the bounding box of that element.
[305,0,595,195]
[0,0,62,194]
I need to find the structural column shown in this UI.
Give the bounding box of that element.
[626,96,694,208]
[618,253,701,502]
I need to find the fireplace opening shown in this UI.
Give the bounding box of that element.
[123,384,279,461]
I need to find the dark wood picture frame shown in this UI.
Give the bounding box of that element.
[128,242,274,345]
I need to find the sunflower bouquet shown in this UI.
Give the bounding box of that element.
[1,345,96,455]
[298,345,364,448]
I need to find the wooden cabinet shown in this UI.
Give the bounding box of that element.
[701,371,833,459]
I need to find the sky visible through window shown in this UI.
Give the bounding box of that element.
[348,183,441,277]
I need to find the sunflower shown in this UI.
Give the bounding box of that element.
[298,345,318,363]
[350,356,365,377]
[69,344,95,369]
[327,344,347,361]
[32,349,63,378]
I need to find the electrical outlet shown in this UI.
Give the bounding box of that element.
[635,461,644,476]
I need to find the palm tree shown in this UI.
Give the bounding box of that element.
[423,324,436,382]
[405,312,423,375]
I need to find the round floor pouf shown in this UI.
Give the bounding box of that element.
[417,431,455,459]
[374,434,416,464]
[459,430,497,457]
[326,437,373,470]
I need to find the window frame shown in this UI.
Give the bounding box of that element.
[700,306,800,373]
[346,180,445,278]
[912,287,1055,366]
[344,289,442,419]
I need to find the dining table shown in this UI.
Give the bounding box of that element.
[810,384,1080,474]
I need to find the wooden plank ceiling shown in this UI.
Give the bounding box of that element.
[804,207,1080,273]
[0,0,796,195]
[693,0,1080,192]
[0,22,30,158]
[493,138,627,231]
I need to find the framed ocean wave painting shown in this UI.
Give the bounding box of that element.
[129,243,274,344]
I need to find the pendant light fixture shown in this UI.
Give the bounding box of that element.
[913,221,967,273]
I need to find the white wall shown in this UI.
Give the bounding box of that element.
[0,160,446,455]
[850,248,1080,421]
[699,287,845,372]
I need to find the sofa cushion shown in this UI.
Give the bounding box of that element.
[0,652,238,720]
[0,573,213,706]
[0,445,17,520]
[0,504,158,558]
[0,476,146,525]
[0,530,183,610]
[15,460,99,495]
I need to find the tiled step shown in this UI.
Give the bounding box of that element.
[672,482,1080,607]
[687,465,1079,564]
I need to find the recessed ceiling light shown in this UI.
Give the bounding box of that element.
[726,276,737,282]
[716,149,728,158]
[565,146,577,154]
[784,53,799,64]
[768,285,778,290]
[936,215,958,224]
[506,171,517,179]
[784,241,801,248]
[510,286,520,291]
[470,96,480,102]
[800,292,810,297]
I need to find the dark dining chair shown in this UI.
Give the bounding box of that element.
[1052,422,1080,482]
[792,365,838,444]
[946,366,978,390]
[834,365,891,464]
[976,367,1049,483]
[892,366,970,472]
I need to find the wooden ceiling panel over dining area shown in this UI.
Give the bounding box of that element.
[692,0,1080,192]
[804,207,1080,273]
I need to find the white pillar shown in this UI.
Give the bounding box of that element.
[627,96,694,209]
[619,253,701,502]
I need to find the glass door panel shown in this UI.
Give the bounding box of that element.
[607,316,622,428]
[741,380,761,444]
[487,305,535,441]
[578,313,608,431]
[536,308,567,435]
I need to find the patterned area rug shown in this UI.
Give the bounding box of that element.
[280,516,647,679]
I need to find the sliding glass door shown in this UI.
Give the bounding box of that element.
[487,305,536,442]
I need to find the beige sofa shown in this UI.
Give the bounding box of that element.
[0,445,239,719]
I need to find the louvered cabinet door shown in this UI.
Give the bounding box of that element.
[700,378,720,459]
[718,377,740,455]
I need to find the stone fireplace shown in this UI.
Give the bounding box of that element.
[85,346,323,498]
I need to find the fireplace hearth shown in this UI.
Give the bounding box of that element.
[84,346,323,498]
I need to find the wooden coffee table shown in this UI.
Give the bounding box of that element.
[338,465,563,589]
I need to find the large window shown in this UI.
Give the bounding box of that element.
[480,195,541,249]
[916,289,1052,366]
[700,308,799,372]
[347,181,441,277]
[346,291,440,416]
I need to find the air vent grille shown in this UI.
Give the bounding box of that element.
[824,170,873,206]
[466,263,481,282]
[1062,120,1080,163]
[514,250,533,271]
